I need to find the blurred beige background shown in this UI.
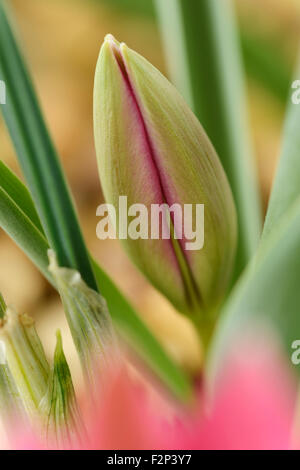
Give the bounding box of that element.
[0,0,299,386]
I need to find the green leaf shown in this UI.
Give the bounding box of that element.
[0,1,97,290]
[154,0,261,279]
[0,162,192,402]
[262,58,300,242]
[240,32,292,105]
[0,161,44,234]
[208,58,300,382]
[94,0,155,16]
[0,185,52,285]
[208,195,300,386]
[93,0,293,105]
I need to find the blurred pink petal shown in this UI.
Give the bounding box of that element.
[84,335,297,450]
[175,336,297,450]
[82,368,167,450]
[1,334,297,450]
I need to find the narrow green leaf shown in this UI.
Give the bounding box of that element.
[207,55,300,383]
[154,0,261,279]
[0,1,97,290]
[207,53,300,383]
[0,165,192,402]
[262,56,300,242]
[240,32,292,105]
[93,0,293,104]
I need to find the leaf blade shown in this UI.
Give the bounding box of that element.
[0,1,96,290]
[262,57,300,242]
[208,196,300,386]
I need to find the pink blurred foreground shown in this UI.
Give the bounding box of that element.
[4,336,298,451]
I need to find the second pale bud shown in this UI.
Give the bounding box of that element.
[94,35,237,318]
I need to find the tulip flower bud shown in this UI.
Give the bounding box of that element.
[94,35,237,319]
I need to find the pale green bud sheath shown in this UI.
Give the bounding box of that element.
[0,293,6,319]
[40,331,83,449]
[0,295,49,415]
[94,35,237,328]
[48,251,118,391]
[0,295,27,433]
[0,362,26,429]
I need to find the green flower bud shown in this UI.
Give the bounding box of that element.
[94,35,237,321]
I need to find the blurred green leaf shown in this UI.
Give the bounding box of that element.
[0,161,192,402]
[262,58,300,242]
[208,55,300,383]
[93,0,293,105]
[241,32,293,105]
[208,196,300,385]
[154,0,261,281]
[93,0,155,17]
[0,0,97,290]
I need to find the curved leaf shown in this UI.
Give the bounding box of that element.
[262,57,300,241]
[208,195,300,386]
[0,1,96,290]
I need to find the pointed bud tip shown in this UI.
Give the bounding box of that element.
[55,329,63,353]
[54,330,65,363]
[104,34,120,48]
[103,35,129,61]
